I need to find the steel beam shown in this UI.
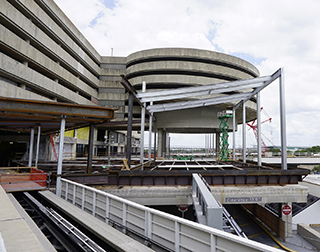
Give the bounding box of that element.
[120,76,156,120]
[140,81,146,169]
[232,109,236,161]
[148,92,252,113]
[279,68,287,170]
[35,126,41,168]
[87,123,94,174]
[257,93,262,166]
[126,92,134,167]
[28,128,34,167]
[137,75,273,102]
[56,115,66,197]
[148,102,153,162]
[0,98,114,119]
[153,120,157,162]
[242,103,246,163]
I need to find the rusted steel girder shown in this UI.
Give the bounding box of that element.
[61,168,308,186]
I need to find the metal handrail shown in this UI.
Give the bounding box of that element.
[59,178,282,252]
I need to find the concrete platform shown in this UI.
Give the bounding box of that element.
[99,184,308,206]
[0,186,55,252]
[39,190,155,252]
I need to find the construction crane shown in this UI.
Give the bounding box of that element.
[247,107,279,156]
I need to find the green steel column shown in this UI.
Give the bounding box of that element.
[218,113,233,161]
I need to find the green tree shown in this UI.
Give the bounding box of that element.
[306,145,320,153]
[312,165,320,173]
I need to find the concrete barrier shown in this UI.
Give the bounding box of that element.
[58,178,283,252]
[297,223,320,249]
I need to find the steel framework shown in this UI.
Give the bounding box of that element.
[131,68,287,170]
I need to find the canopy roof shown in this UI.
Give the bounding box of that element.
[0,97,115,133]
[134,69,281,113]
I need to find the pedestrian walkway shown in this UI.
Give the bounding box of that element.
[0,186,55,252]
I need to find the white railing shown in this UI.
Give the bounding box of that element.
[60,178,282,252]
[192,174,223,230]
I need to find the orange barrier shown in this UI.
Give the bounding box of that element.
[30,168,47,187]
[0,167,47,191]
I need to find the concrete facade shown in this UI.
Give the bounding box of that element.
[0,0,259,161]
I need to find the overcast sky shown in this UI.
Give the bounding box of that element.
[54,0,320,148]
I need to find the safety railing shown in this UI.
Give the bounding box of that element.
[192,173,247,239]
[60,178,281,252]
[192,173,223,230]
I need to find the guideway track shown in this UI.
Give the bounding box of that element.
[14,192,115,252]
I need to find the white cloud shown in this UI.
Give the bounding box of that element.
[54,0,320,148]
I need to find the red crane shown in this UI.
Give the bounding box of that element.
[247,107,278,156]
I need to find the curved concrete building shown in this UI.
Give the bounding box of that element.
[123,48,259,155]
[126,48,258,89]
[0,0,259,161]
[125,48,259,131]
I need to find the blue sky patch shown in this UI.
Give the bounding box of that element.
[89,11,104,27]
[99,0,117,10]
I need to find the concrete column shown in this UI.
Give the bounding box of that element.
[28,128,34,167]
[71,129,77,160]
[162,130,167,157]
[56,115,66,197]
[166,133,170,158]
[282,202,293,238]
[157,129,165,158]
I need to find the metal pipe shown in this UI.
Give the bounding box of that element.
[28,128,34,167]
[279,68,287,170]
[140,81,146,169]
[242,102,246,163]
[126,92,133,167]
[86,123,94,174]
[108,140,111,166]
[256,93,262,166]
[232,108,236,161]
[153,119,157,162]
[56,115,66,197]
[215,133,220,158]
[35,126,41,168]
[148,102,153,162]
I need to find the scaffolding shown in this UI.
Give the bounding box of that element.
[218,110,233,161]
